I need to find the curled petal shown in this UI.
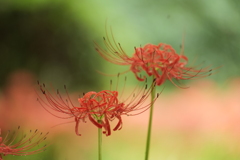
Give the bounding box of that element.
[113,115,122,131]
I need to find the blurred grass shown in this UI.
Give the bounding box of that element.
[3,129,240,160]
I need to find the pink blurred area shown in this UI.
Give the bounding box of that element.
[0,70,85,136]
[0,70,240,138]
[131,79,240,137]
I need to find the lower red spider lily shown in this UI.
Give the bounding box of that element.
[0,126,48,160]
[94,27,219,88]
[37,78,158,136]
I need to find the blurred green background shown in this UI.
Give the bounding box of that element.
[0,0,239,90]
[0,0,240,159]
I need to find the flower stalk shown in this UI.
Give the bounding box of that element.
[98,120,102,160]
[145,77,156,160]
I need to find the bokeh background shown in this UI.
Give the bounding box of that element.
[0,0,240,159]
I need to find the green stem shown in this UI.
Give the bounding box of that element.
[145,77,156,160]
[98,120,102,160]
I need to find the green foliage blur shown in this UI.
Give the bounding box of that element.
[0,0,240,91]
[0,0,101,91]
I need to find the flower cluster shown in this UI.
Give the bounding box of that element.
[0,127,48,160]
[33,25,219,160]
[95,30,215,88]
[38,79,157,136]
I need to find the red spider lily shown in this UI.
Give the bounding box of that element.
[37,79,158,136]
[94,28,218,88]
[0,126,48,160]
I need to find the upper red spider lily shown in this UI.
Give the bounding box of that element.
[94,28,218,88]
[0,126,48,160]
[37,79,158,136]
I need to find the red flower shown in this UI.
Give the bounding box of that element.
[94,30,216,88]
[0,127,48,160]
[38,80,158,136]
